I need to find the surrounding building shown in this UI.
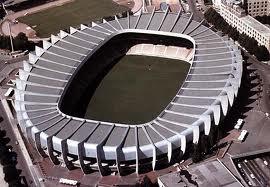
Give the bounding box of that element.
[213,0,224,8]
[246,0,270,17]
[158,160,243,186]
[219,0,270,50]
[232,151,270,186]
[214,0,270,16]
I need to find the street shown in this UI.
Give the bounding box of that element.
[0,102,35,186]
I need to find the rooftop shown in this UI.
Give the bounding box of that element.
[221,0,270,36]
[158,160,243,187]
[241,15,270,36]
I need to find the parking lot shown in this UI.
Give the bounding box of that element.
[233,153,270,186]
[217,51,270,186]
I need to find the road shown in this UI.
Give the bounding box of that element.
[217,50,270,184]
[228,51,270,154]
[0,165,8,187]
[0,102,35,186]
[0,55,36,186]
[248,55,270,113]
[113,0,142,13]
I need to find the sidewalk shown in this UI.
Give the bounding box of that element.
[0,165,8,187]
[113,0,142,14]
[1,99,44,187]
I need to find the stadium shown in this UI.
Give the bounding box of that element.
[14,10,243,175]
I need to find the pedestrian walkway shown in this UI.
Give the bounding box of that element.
[0,165,8,187]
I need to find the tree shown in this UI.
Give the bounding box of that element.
[238,33,248,47]
[192,143,202,163]
[255,15,270,25]
[204,8,270,62]
[200,135,211,154]
[0,35,11,50]
[222,24,232,35]
[241,0,248,13]
[0,130,6,138]
[245,37,258,55]
[14,32,29,51]
[204,7,232,35]
[204,7,216,23]
[0,32,35,51]
[208,125,217,147]
[12,32,35,51]
[0,7,5,19]
[204,0,213,5]
[255,46,270,61]
[228,27,239,41]
[3,166,20,182]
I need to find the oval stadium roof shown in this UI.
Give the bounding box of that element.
[15,10,243,175]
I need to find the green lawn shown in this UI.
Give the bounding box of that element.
[18,0,128,37]
[85,55,190,124]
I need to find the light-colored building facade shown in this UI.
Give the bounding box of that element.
[214,0,270,16]
[246,0,270,17]
[219,0,270,50]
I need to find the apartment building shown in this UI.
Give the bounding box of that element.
[219,0,270,50]
[246,0,270,17]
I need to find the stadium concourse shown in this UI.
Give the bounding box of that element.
[14,9,243,176]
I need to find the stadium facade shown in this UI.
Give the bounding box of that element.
[14,10,243,175]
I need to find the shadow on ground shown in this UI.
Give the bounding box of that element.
[0,116,28,187]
